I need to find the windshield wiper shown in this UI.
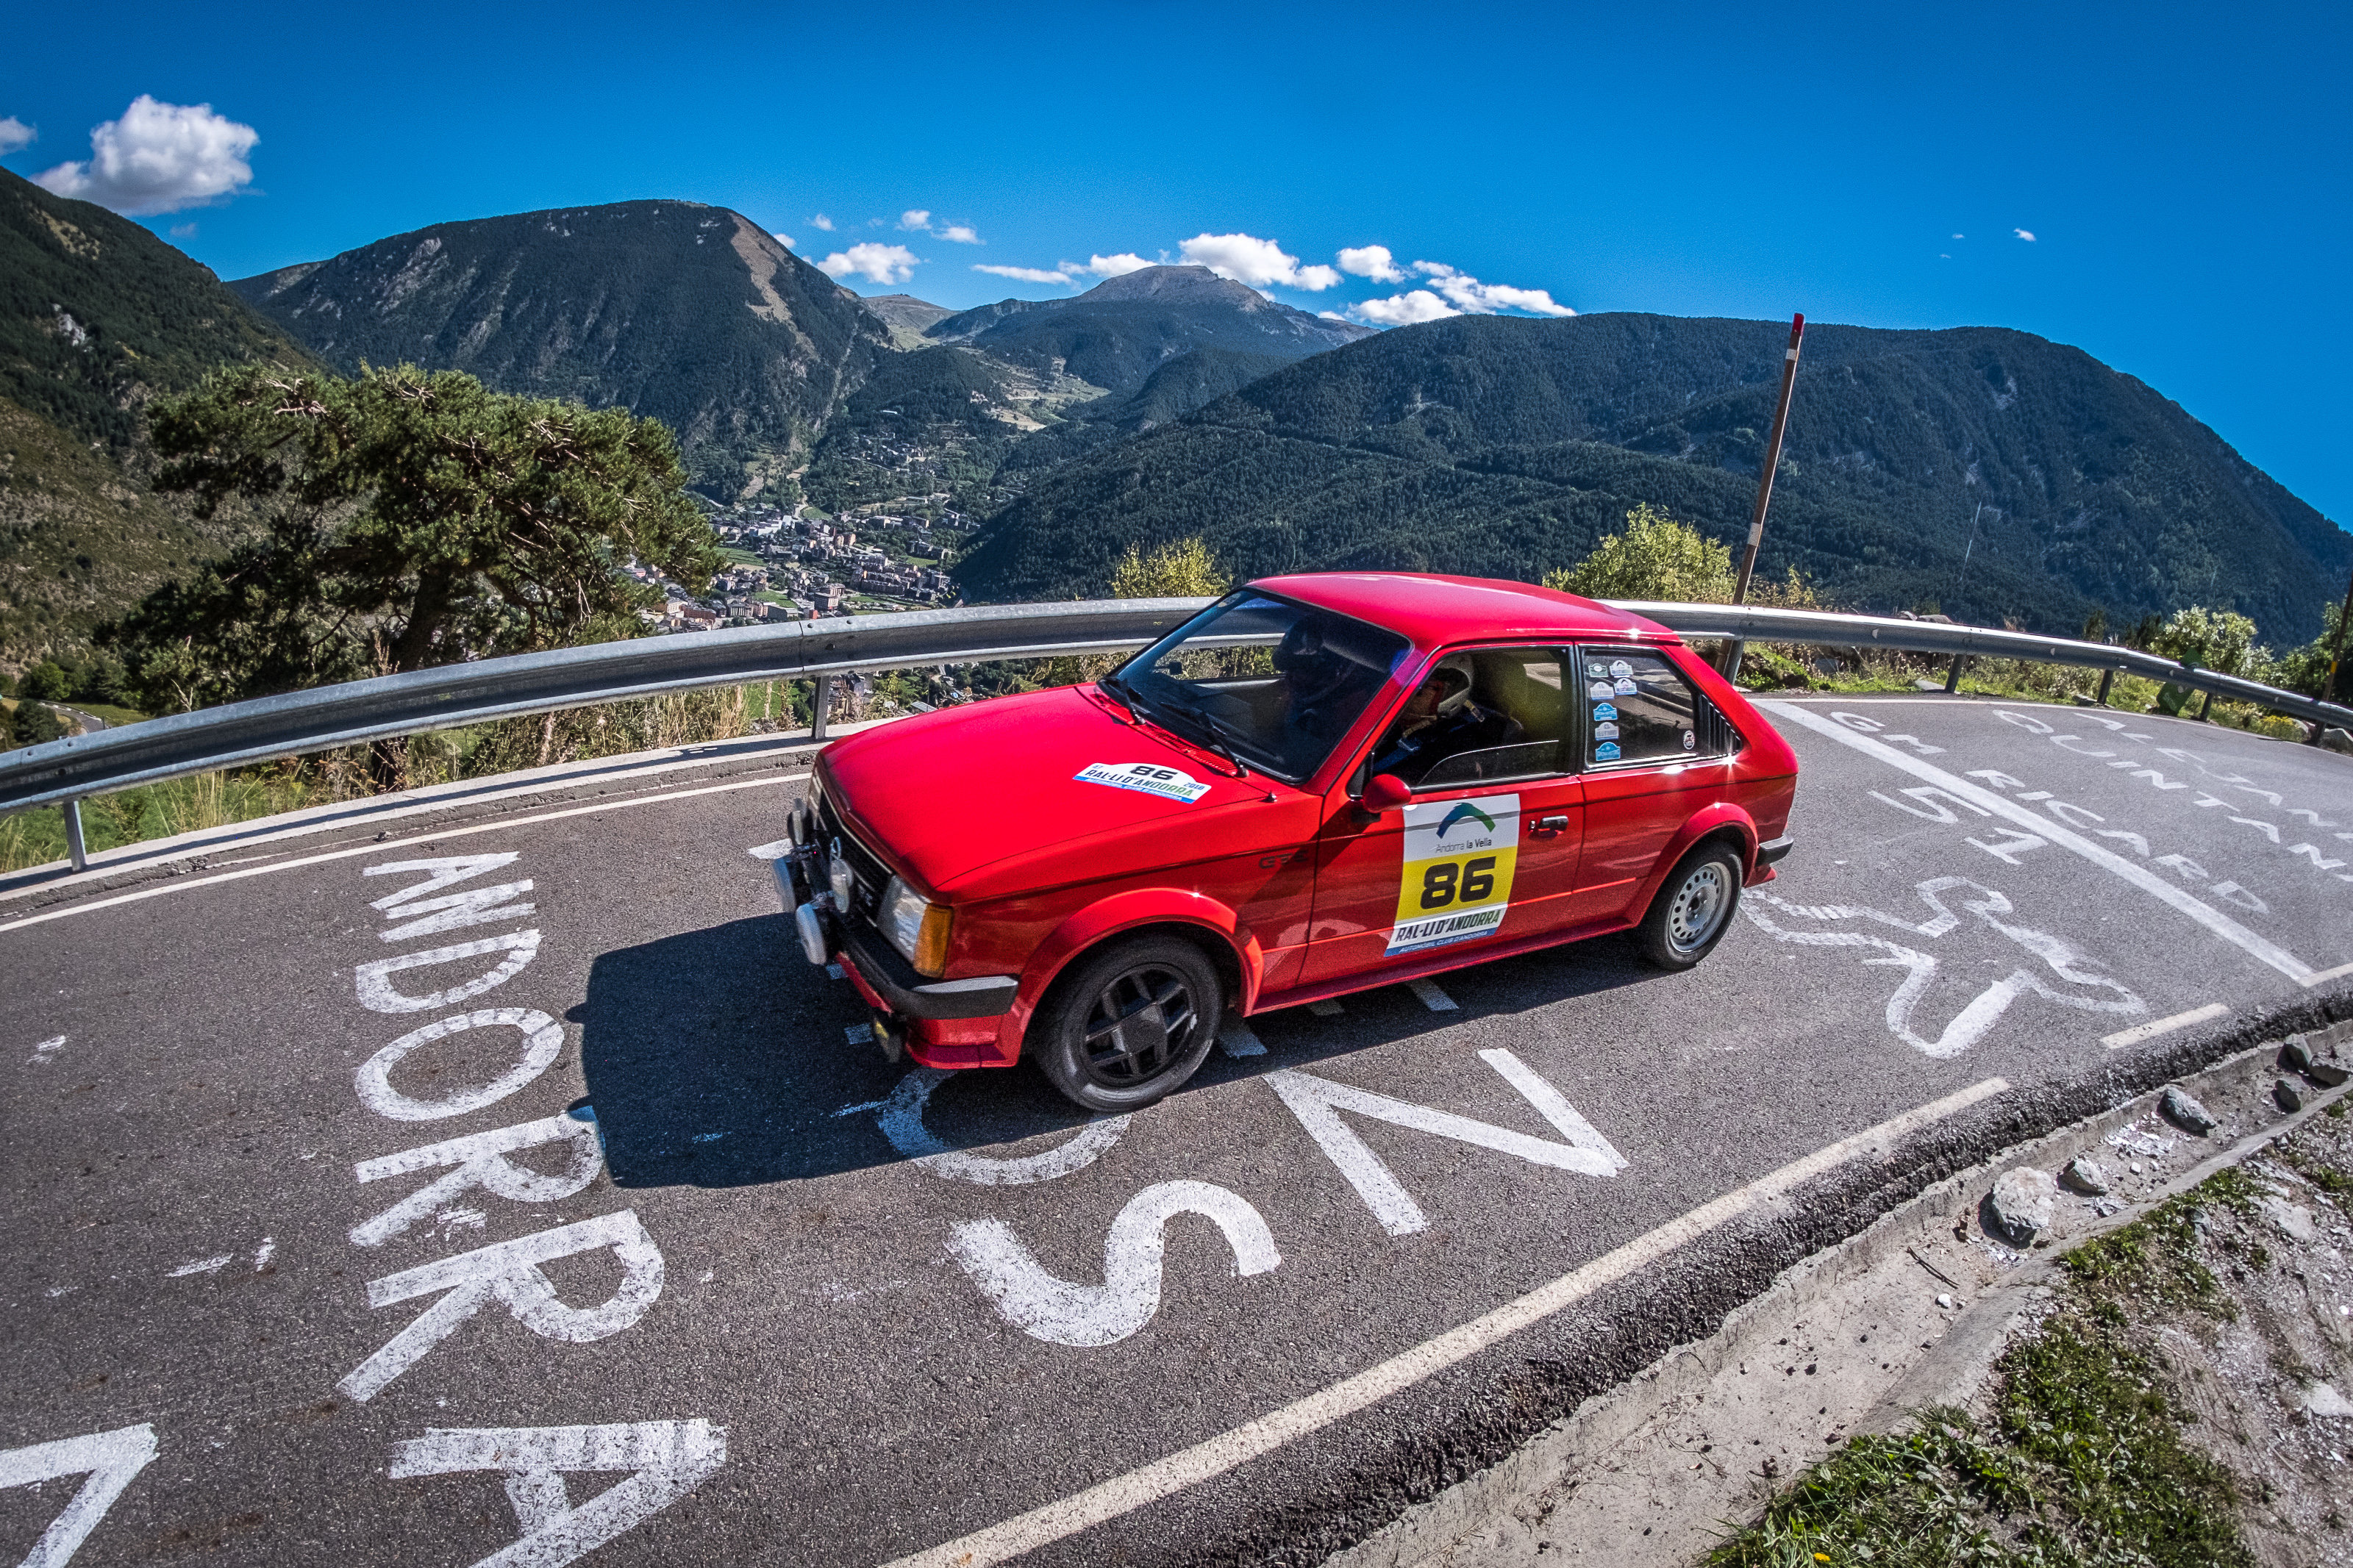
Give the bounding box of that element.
[1096,672,1143,721]
[1153,695,1254,779]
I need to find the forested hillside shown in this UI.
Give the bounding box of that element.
[0,169,320,662]
[232,201,893,497]
[960,313,2353,642]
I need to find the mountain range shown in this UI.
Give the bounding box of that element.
[960,312,2353,642]
[229,200,892,498]
[1,182,2346,673]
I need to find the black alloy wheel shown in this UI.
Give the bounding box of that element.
[1035,937,1223,1112]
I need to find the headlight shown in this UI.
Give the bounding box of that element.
[878,876,953,977]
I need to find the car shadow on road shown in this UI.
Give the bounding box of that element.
[579,914,1665,1190]
[578,914,1104,1189]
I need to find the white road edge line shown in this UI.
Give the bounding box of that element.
[0,772,810,936]
[2304,960,2353,989]
[2102,1001,2231,1050]
[877,1076,2010,1568]
[1759,700,2318,986]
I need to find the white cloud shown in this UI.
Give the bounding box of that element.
[1353,290,1460,326]
[1079,252,1152,277]
[170,221,198,239]
[938,223,982,245]
[0,117,34,154]
[974,264,1076,284]
[810,213,835,231]
[817,243,921,284]
[1336,244,1404,283]
[33,96,257,215]
[899,209,931,231]
[773,232,795,248]
[1178,232,1342,291]
[1952,232,1965,239]
[1406,259,1573,317]
[2014,227,2036,242]
[1318,310,1349,321]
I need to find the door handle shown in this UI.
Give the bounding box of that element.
[1534,815,1570,835]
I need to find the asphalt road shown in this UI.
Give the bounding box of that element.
[4,695,2349,1567]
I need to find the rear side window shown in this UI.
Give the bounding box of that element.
[1577,647,1731,767]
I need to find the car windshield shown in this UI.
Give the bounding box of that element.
[1109,592,1411,783]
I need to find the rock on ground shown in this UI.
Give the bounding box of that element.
[2163,1085,2218,1134]
[1988,1167,2059,1244]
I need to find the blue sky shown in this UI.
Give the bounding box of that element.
[5,0,2348,528]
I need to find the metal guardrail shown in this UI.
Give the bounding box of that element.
[1619,601,2353,728]
[4,595,2346,868]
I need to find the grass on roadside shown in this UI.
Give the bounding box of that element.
[1706,1174,2263,1568]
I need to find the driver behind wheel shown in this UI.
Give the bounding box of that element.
[1274,616,1361,751]
[1367,655,1523,786]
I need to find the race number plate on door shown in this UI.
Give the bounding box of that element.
[1388,793,1520,954]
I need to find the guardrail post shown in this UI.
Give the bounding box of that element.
[2194,690,2214,722]
[1943,654,1967,694]
[810,674,832,741]
[2096,667,2115,706]
[62,798,88,872]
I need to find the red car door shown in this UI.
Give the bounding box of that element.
[1564,643,1743,928]
[1300,646,1588,989]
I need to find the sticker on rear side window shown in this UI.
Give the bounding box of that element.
[1592,702,1618,721]
[1586,681,1615,701]
[1074,762,1213,803]
[1388,792,1519,955]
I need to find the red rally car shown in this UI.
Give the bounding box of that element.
[776,573,1798,1111]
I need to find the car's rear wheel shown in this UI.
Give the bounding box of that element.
[1033,936,1222,1112]
[1638,840,1743,970]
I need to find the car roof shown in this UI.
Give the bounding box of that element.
[1252,571,1671,650]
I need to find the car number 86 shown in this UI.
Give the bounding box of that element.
[1420,855,1497,910]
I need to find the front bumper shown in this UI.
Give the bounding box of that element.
[839,923,1018,1020]
[774,842,1016,1021]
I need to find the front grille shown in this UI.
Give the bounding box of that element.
[813,793,893,924]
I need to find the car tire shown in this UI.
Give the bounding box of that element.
[1032,936,1223,1112]
[1637,840,1744,970]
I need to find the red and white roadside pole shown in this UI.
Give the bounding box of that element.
[1719,312,1805,682]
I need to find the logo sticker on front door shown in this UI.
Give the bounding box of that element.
[1389,792,1520,954]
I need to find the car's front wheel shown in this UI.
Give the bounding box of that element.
[1637,840,1744,970]
[1033,936,1222,1112]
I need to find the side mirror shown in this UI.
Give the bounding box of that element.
[1359,773,1413,815]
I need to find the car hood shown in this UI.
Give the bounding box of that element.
[819,686,1288,896]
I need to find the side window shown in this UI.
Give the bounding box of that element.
[1371,648,1571,792]
[1578,647,1717,767]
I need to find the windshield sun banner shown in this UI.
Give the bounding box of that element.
[1388,792,1520,954]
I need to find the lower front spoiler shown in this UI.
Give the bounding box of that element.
[838,924,1018,1021]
